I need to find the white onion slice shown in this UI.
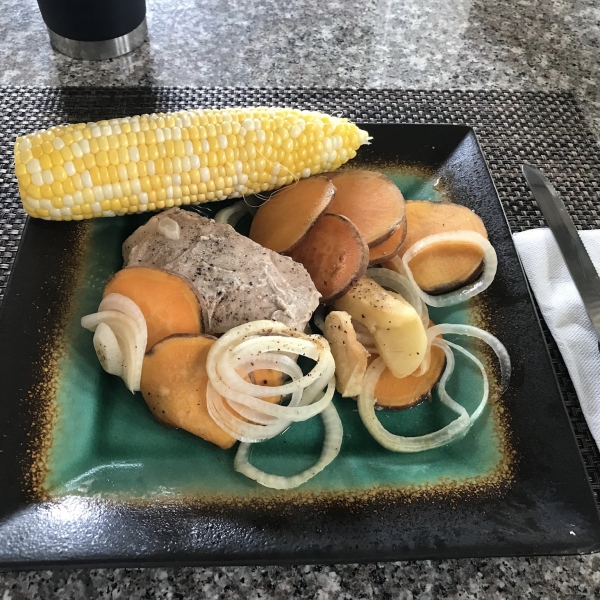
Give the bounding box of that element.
[228,354,304,426]
[207,322,335,422]
[426,323,511,392]
[223,336,331,396]
[234,400,343,489]
[93,322,124,376]
[157,216,180,239]
[206,381,304,442]
[401,230,498,307]
[99,293,148,348]
[443,340,489,424]
[214,200,249,227]
[81,310,144,392]
[358,345,470,453]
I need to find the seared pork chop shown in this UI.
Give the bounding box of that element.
[123,208,321,334]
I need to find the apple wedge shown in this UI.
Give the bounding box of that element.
[333,277,427,379]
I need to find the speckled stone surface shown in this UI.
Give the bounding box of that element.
[2,0,600,598]
[1,0,599,136]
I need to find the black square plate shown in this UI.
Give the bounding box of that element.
[1,123,599,569]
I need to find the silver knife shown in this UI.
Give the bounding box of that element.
[522,164,600,348]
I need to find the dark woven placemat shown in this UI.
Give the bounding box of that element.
[1,87,600,505]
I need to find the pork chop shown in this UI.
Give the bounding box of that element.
[123,208,321,334]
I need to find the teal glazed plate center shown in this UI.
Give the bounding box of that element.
[45,167,507,500]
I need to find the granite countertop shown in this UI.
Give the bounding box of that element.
[1,0,600,598]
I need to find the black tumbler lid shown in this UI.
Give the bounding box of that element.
[37,0,146,42]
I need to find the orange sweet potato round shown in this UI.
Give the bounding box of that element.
[249,176,335,252]
[287,213,369,304]
[140,334,236,449]
[393,201,489,295]
[326,171,406,247]
[368,218,407,266]
[371,342,446,409]
[103,266,202,351]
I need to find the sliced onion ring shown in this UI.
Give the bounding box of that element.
[81,310,144,392]
[402,230,498,307]
[426,323,511,393]
[234,392,343,489]
[214,200,249,227]
[358,343,471,452]
[93,322,124,377]
[207,321,335,422]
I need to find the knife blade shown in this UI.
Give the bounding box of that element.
[522,164,600,347]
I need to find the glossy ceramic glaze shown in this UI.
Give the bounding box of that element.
[1,124,599,568]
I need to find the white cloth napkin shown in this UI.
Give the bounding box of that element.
[513,228,600,447]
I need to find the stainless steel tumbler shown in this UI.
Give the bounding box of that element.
[36,0,147,60]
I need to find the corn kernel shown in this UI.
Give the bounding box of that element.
[98,167,110,185]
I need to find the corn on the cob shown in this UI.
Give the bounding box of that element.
[14,108,370,221]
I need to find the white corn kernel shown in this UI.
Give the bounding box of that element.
[79,139,90,154]
[217,134,228,149]
[129,147,140,162]
[81,171,93,188]
[138,192,148,204]
[91,202,102,213]
[102,184,113,200]
[200,139,210,154]
[40,199,53,210]
[63,195,74,207]
[42,170,54,185]
[131,179,142,194]
[93,187,104,202]
[19,139,32,152]
[31,172,43,186]
[27,158,41,174]
[49,208,62,219]
[73,191,84,205]
[190,155,200,169]
[200,167,210,182]
[64,161,76,176]
[24,197,40,210]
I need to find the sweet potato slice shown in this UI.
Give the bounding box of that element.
[249,176,335,252]
[326,171,406,247]
[369,339,446,409]
[140,334,235,449]
[368,218,407,266]
[244,369,284,405]
[287,213,369,304]
[388,201,488,295]
[103,266,202,351]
